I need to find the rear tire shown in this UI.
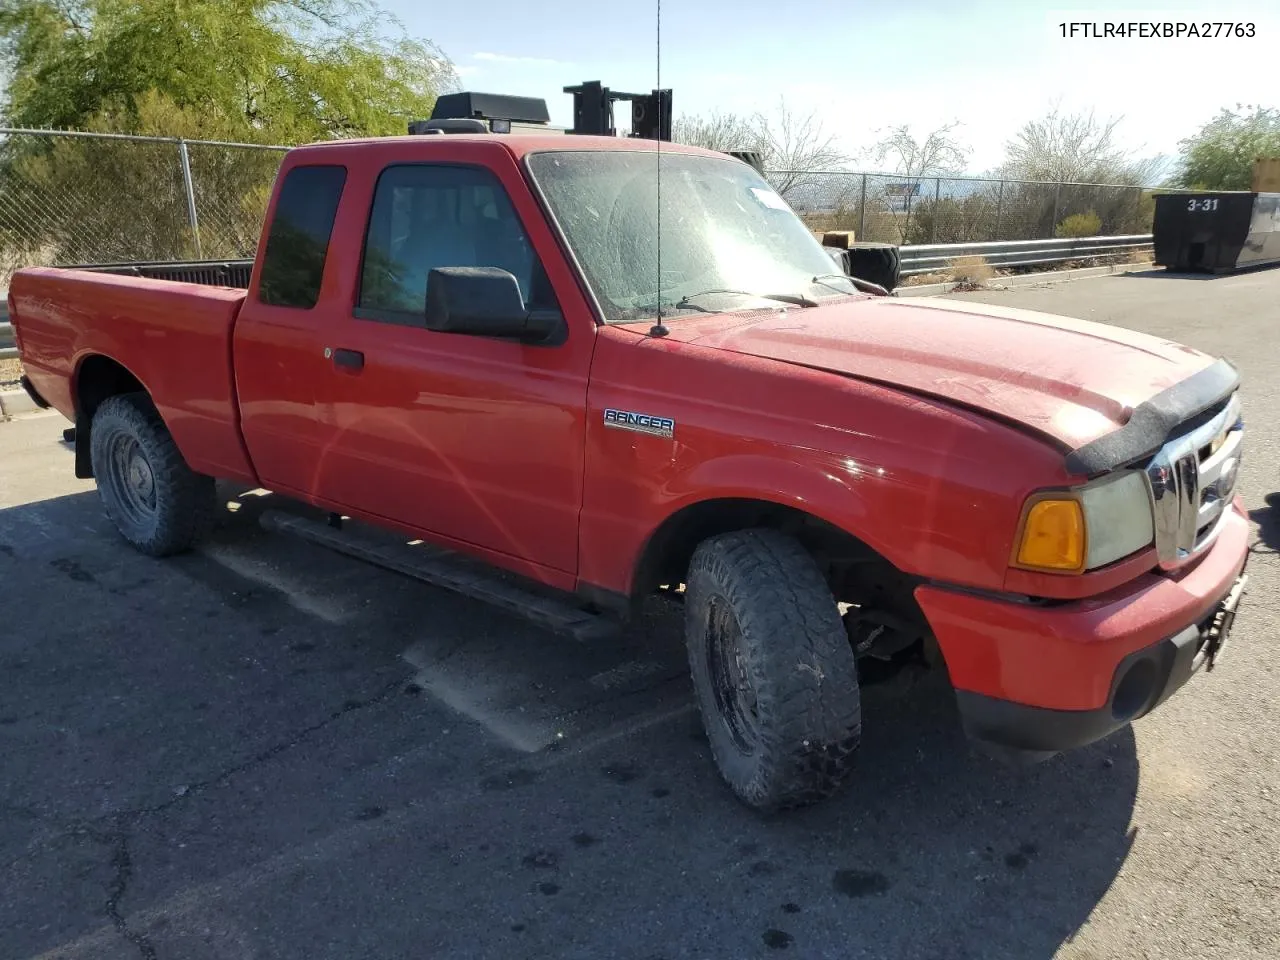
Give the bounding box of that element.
[89,393,216,557]
[684,529,862,812]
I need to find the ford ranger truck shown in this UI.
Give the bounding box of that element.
[9,134,1250,812]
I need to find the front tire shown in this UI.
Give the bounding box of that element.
[90,393,216,557]
[685,529,862,812]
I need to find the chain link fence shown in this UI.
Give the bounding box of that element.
[0,128,1158,286]
[0,129,286,284]
[773,171,1155,245]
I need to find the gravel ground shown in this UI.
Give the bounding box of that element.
[0,357,23,388]
[1,266,1277,960]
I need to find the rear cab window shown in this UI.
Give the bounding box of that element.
[257,165,347,308]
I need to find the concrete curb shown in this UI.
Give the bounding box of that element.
[897,261,1156,298]
[0,387,41,419]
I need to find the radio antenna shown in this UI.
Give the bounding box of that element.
[648,0,669,337]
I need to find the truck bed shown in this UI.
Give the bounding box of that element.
[9,266,258,484]
[69,259,255,289]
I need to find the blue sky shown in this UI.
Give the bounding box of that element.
[384,0,1279,177]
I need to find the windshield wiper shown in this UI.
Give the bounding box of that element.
[679,288,819,308]
[812,273,890,297]
[611,299,719,326]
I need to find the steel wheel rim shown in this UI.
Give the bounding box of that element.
[706,596,760,754]
[106,433,157,528]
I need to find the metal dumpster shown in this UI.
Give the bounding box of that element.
[1153,191,1280,272]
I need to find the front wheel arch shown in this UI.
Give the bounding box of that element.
[631,496,918,609]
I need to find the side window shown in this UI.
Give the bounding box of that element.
[358,164,556,318]
[258,165,347,309]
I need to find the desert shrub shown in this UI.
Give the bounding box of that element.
[1055,211,1103,238]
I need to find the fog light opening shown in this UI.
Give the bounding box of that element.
[1112,658,1158,721]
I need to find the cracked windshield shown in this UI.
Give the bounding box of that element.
[528,150,856,320]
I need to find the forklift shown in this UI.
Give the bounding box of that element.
[408,81,898,291]
[413,81,762,174]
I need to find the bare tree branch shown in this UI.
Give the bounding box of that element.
[870,121,970,242]
[872,121,970,178]
[672,99,849,197]
[752,100,849,197]
[998,106,1161,185]
[671,111,757,153]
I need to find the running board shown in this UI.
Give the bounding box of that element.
[258,510,620,642]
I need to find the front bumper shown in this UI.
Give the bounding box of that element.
[955,571,1246,754]
[916,501,1250,754]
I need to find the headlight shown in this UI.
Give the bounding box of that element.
[1013,471,1154,574]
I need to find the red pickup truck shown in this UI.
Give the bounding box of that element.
[10,134,1249,811]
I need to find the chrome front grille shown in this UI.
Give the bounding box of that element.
[1145,393,1243,571]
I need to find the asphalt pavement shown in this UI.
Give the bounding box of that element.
[2,266,1278,959]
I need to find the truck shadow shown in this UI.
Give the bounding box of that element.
[1247,492,1280,553]
[0,482,1140,960]
[1121,269,1222,281]
[759,678,1141,957]
[1122,264,1280,281]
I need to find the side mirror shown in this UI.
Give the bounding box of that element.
[425,266,560,342]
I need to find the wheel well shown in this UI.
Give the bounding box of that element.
[635,499,908,599]
[76,355,146,421]
[72,356,147,478]
[635,498,934,662]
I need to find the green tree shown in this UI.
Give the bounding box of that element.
[1173,105,1280,190]
[0,0,457,141]
[0,93,289,265]
[0,1,457,268]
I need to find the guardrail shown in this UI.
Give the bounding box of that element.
[0,236,1155,363]
[899,234,1153,276]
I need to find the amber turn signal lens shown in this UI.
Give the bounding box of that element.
[1016,498,1085,572]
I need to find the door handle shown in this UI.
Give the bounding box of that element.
[331,348,364,371]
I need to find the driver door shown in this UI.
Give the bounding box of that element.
[310,160,593,581]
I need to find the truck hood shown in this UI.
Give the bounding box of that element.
[685,296,1220,457]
